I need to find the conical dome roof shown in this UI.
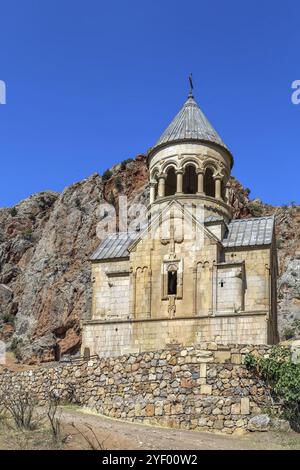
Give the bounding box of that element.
[150,94,231,162]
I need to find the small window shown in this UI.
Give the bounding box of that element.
[168,270,177,295]
[220,280,224,288]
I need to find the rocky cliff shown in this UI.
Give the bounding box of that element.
[0,155,299,363]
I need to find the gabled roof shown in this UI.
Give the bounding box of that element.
[90,231,139,261]
[149,94,232,163]
[222,216,275,248]
[91,201,220,261]
[127,199,221,254]
[91,215,275,261]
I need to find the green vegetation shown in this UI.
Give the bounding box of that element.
[1,313,15,325]
[245,345,300,432]
[10,207,18,217]
[23,229,33,242]
[10,337,23,361]
[248,202,263,217]
[282,320,300,340]
[102,169,113,181]
[120,158,133,170]
[108,191,115,207]
[276,239,283,249]
[74,197,81,209]
[114,176,123,192]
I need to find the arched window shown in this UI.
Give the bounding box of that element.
[183,164,197,194]
[168,270,177,295]
[165,167,176,196]
[204,168,215,197]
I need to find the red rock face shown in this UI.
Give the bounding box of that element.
[0,154,298,363]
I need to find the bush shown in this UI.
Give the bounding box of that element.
[10,337,23,361]
[2,313,15,325]
[10,207,18,217]
[114,176,123,192]
[108,191,115,207]
[0,380,41,431]
[74,197,81,209]
[248,202,263,217]
[245,345,300,431]
[120,158,133,170]
[102,169,113,181]
[23,229,33,242]
[282,320,300,340]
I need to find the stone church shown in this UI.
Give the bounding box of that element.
[82,91,278,357]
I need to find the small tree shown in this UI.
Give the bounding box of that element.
[10,207,18,217]
[0,381,41,431]
[46,393,68,446]
[114,176,123,192]
[102,169,113,182]
[108,191,115,207]
[120,158,133,170]
[245,345,300,432]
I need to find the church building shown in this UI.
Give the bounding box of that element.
[82,90,278,357]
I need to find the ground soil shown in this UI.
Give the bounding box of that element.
[2,406,299,451]
[60,407,300,450]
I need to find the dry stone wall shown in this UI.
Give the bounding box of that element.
[0,343,276,434]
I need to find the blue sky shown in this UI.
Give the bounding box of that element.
[0,0,299,207]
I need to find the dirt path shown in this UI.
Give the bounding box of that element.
[60,407,300,450]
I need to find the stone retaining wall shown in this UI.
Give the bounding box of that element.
[0,343,276,434]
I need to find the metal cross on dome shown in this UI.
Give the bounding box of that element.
[189,73,194,97]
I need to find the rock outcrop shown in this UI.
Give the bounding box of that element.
[0,157,149,363]
[0,154,299,363]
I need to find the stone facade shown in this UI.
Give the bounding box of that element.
[83,315,270,359]
[82,93,278,357]
[0,344,277,434]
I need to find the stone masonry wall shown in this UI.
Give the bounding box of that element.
[82,315,268,358]
[0,343,275,434]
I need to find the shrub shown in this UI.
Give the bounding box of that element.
[0,381,41,431]
[114,176,123,192]
[10,337,23,361]
[102,169,113,181]
[282,320,300,340]
[75,197,81,209]
[283,327,296,340]
[10,207,18,217]
[108,191,115,207]
[2,313,15,325]
[46,393,68,446]
[23,229,33,242]
[248,202,263,217]
[245,345,300,432]
[120,158,133,170]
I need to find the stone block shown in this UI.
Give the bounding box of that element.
[214,351,231,364]
[200,363,207,378]
[231,403,241,415]
[200,384,212,395]
[145,404,155,417]
[248,414,270,432]
[231,353,242,364]
[240,397,250,415]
